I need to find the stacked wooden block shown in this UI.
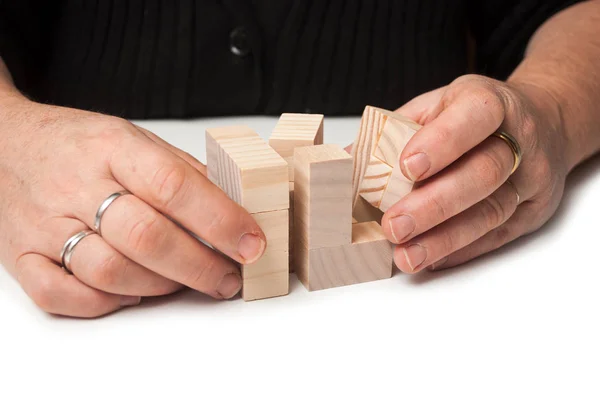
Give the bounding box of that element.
[269,114,324,272]
[352,106,423,212]
[293,144,393,291]
[205,106,419,300]
[206,126,289,301]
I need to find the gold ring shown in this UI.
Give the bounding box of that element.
[492,131,522,175]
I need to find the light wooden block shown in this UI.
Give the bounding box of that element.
[294,144,392,292]
[289,182,295,273]
[359,156,393,208]
[299,222,393,292]
[372,109,421,166]
[351,106,387,208]
[269,113,324,181]
[206,126,257,184]
[216,135,289,214]
[242,209,289,301]
[379,161,415,212]
[294,144,353,251]
[352,106,422,212]
[207,125,290,301]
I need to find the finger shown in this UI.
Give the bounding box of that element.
[36,216,182,297]
[399,77,507,182]
[394,86,446,125]
[135,125,207,176]
[95,188,243,300]
[394,181,519,274]
[15,253,139,318]
[429,204,539,271]
[109,136,266,265]
[383,136,516,244]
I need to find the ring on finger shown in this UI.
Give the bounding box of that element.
[60,230,97,273]
[505,179,521,205]
[94,190,131,236]
[492,131,522,175]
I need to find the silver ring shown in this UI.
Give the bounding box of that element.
[94,190,131,236]
[60,230,97,273]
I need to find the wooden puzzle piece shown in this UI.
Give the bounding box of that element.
[352,106,423,213]
[243,209,289,301]
[294,144,353,250]
[303,222,393,291]
[379,161,415,212]
[351,106,386,208]
[206,126,290,301]
[214,135,289,214]
[294,144,393,292]
[269,113,324,181]
[206,125,256,184]
[358,156,393,208]
[289,182,295,272]
[372,108,421,166]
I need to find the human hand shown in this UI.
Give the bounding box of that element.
[0,96,266,317]
[381,74,570,273]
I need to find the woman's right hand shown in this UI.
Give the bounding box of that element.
[0,94,267,318]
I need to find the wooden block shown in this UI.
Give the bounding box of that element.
[269,113,324,181]
[293,144,392,292]
[351,106,387,208]
[242,209,289,301]
[379,161,415,212]
[299,222,393,292]
[359,156,393,208]
[373,109,421,166]
[206,126,257,185]
[216,134,289,213]
[289,182,295,273]
[353,195,384,225]
[351,106,422,211]
[293,144,353,251]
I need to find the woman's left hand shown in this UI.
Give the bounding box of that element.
[381,74,570,273]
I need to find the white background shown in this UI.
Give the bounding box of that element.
[1,116,599,398]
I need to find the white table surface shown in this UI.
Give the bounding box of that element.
[1,116,599,398]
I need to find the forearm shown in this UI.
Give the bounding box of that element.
[508,0,600,171]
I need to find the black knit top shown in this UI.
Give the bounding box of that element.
[0,0,581,119]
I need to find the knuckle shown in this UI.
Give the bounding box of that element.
[469,88,505,126]
[94,117,133,144]
[89,252,125,288]
[30,276,59,313]
[424,193,450,223]
[439,230,457,255]
[126,212,166,255]
[494,225,513,246]
[185,256,219,291]
[476,148,507,191]
[150,162,188,210]
[480,192,509,229]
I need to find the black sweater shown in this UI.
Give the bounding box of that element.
[0,0,581,119]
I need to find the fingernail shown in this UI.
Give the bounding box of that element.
[121,296,141,307]
[238,233,266,264]
[217,273,242,299]
[389,215,416,243]
[403,153,430,181]
[403,244,428,271]
[430,257,449,271]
